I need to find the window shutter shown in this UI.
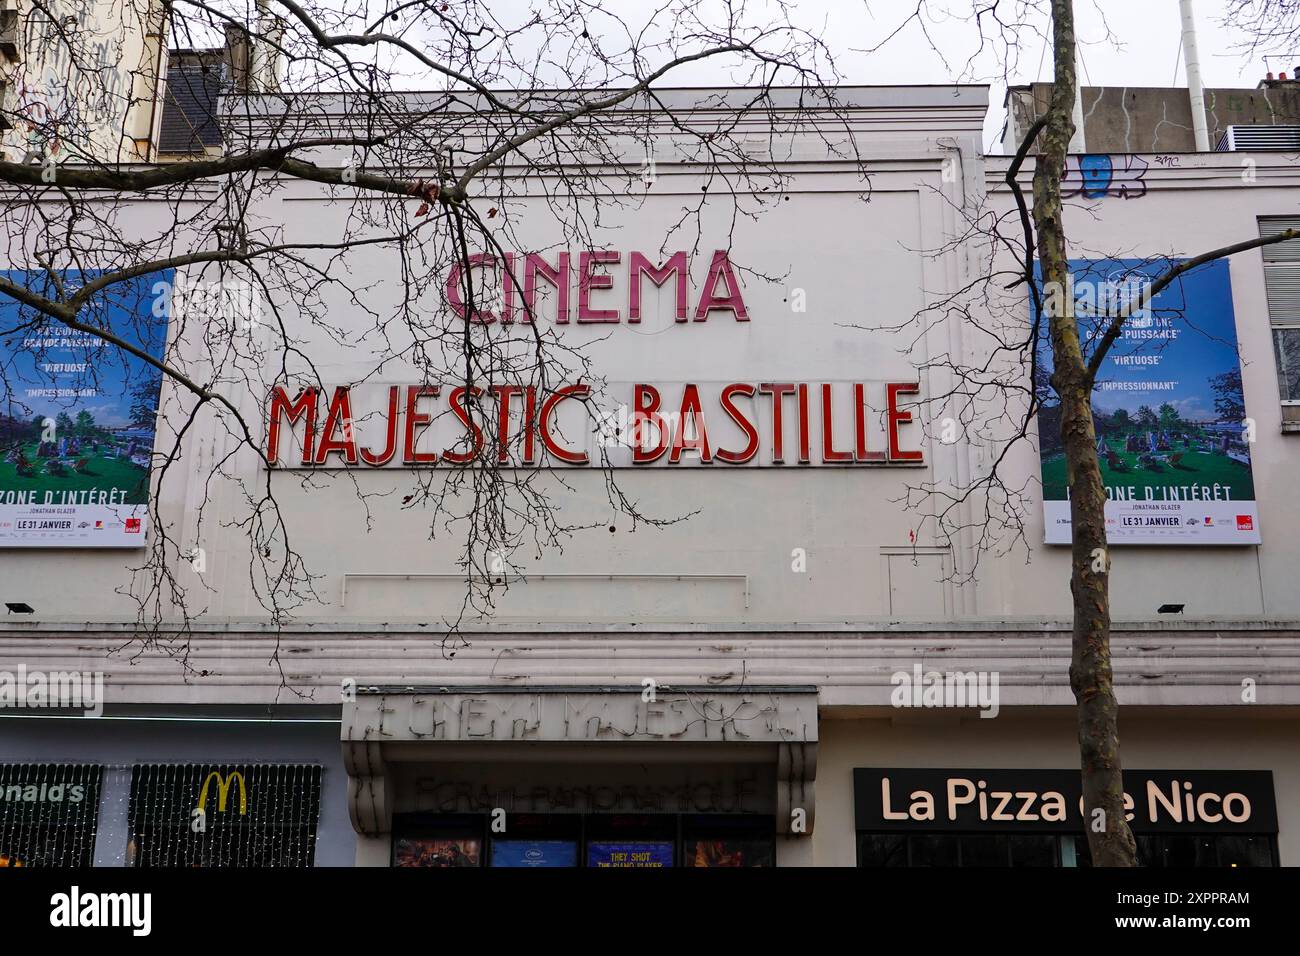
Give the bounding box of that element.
[1261,217,1300,262]
[1259,219,1300,327]
[1263,263,1300,323]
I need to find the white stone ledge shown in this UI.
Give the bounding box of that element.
[3,618,1299,634]
[1,629,1299,708]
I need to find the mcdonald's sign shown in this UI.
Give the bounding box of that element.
[196,771,248,816]
[129,764,322,866]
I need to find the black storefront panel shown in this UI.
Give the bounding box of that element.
[854,768,1278,868]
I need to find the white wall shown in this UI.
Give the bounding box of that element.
[3,100,1300,690]
[1,0,163,163]
[4,133,997,629]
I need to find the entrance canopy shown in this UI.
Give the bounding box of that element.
[341,687,818,836]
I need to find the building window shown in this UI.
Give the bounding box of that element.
[0,764,102,867]
[127,763,322,868]
[1072,834,1277,868]
[1258,217,1300,418]
[859,833,1060,867]
[392,812,775,868]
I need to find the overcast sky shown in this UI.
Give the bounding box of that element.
[593,0,1276,151]
[345,0,1279,152]
[856,0,1275,149]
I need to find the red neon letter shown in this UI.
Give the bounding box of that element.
[360,386,400,466]
[492,384,522,463]
[694,250,750,322]
[887,382,924,462]
[403,386,439,465]
[501,252,517,323]
[758,383,796,463]
[820,384,853,463]
[523,252,570,324]
[267,386,318,465]
[854,383,885,462]
[446,254,497,323]
[797,384,811,464]
[578,251,621,323]
[523,386,538,464]
[315,386,359,465]
[540,384,591,464]
[670,383,712,464]
[443,386,485,464]
[633,384,668,463]
[628,251,688,323]
[717,383,759,464]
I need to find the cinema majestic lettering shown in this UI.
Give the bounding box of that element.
[264,380,925,469]
[444,248,751,325]
[264,250,926,469]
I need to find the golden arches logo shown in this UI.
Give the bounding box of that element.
[196,771,247,815]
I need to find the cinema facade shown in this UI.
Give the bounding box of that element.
[1,85,1299,868]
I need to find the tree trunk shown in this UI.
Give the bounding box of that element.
[1033,0,1138,867]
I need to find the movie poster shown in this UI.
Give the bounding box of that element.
[394,837,482,867]
[586,841,674,868]
[1035,259,1259,545]
[489,839,577,868]
[686,838,775,867]
[0,270,171,547]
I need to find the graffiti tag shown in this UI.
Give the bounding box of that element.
[1062,154,1149,200]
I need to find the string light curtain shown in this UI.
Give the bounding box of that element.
[128,763,322,868]
[0,764,102,867]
